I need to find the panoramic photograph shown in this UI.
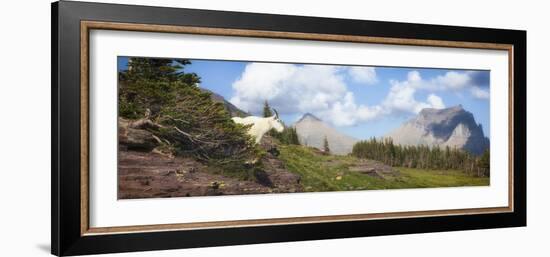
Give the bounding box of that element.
[117,57,491,199]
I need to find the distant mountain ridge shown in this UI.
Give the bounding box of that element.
[386,105,489,155]
[200,88,248,117]
[293,113,358,155]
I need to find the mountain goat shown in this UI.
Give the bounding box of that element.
[232,110,284,144]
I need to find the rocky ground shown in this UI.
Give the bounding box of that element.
[348,159,399,179]
[118,118,302,199]
[118,149,303,199]
[118,150,271,198]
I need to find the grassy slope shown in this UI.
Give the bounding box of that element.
[278,145,489,192]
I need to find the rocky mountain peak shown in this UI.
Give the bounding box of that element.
[294,113,357,155]
[298,113,322,122]
[419,104,463,117]
[416,105,468,125]
[387,106,489,155]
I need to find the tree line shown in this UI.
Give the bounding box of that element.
[351,138,490,177]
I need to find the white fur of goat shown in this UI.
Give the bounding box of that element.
[232,115,284,144]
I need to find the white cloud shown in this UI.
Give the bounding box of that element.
[383,70,489,106]
[411,70,489,100]
[318,92,383,126]
[230,63,382,126]
[433,71,471,90]
[433,71,490,100]
[470,86,490,99]
[347,66,377,84]
[427,94,445,108]
[230,63,346,114]
[408,70,422,82]
[383,71,446,114]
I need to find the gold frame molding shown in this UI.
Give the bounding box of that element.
[80,20,514,236]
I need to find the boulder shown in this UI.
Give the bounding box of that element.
[118,118,159,151]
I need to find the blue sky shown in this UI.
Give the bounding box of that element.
[118,57,490,139]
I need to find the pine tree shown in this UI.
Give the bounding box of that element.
[263,100,273,117]
[118,57,258,175]
[118,57,200,119]
[351,137,488,176]
[323,136,330,154]
[271,125,300,145]
[288,127,300,145]
[263,100,300,146]
[478,149,490,176]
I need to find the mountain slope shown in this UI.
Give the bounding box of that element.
[386,105,489,155]
[200,88,248,117]
[293,113,358,155]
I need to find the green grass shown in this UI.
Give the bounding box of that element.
[278,145,489,192]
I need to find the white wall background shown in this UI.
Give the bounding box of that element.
[0,0,547,256]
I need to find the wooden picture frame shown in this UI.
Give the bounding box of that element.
[52,1,526,256]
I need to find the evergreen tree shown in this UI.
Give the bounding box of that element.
[263,100,273,117]
[118,57,258,174]
[478,149,490,176]
[288,127,300,145]
[118,57,200,119]
[263,100,300,145]
[351,138,488,177]
[271,124,301,145]
[323,136,330,154]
